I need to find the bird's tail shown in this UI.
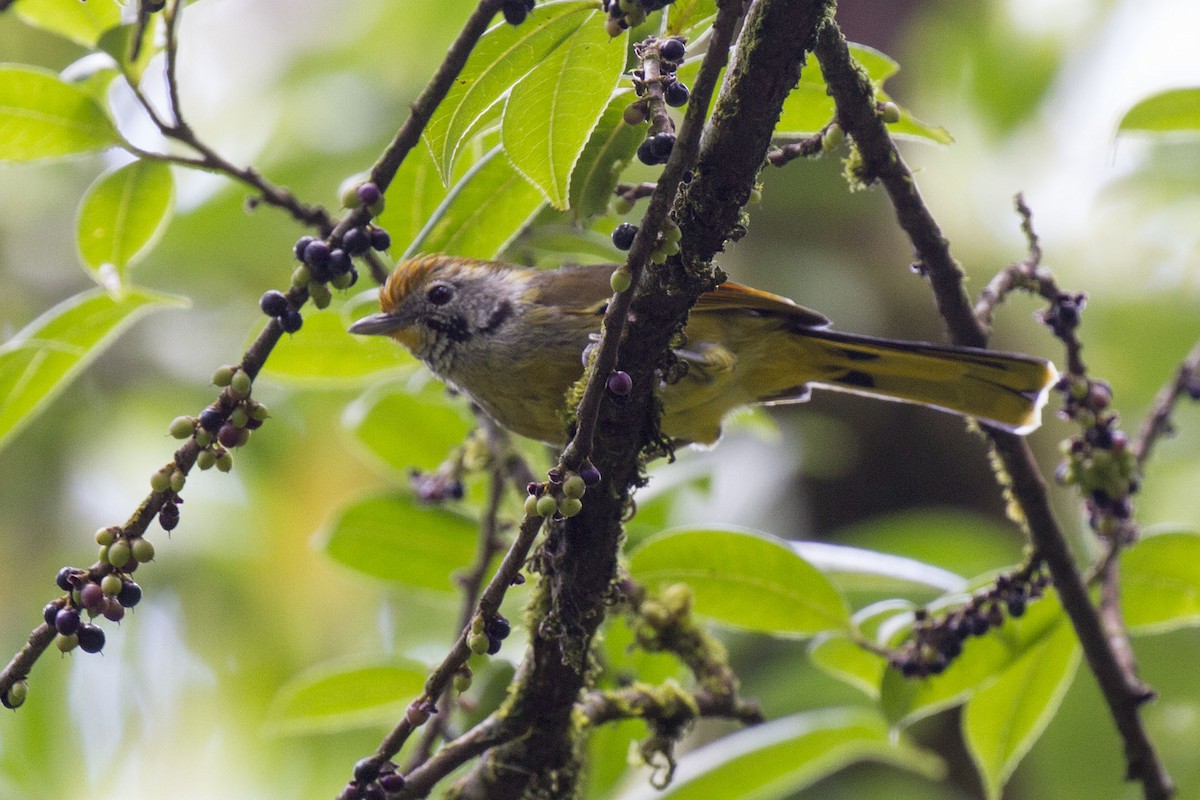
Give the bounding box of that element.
[776,329,1059,434]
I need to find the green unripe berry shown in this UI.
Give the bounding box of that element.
[108,540,132,569]
[56,633,79,653]
[622,102,647,126]
[660,238,680,256]
[4,680,28,709]
[604,15,623,37]
[822,123,845,151]
[612,196,634,215]
[150,469,171,494]
[649,248,668,265]
[95,527,117,547]
[535,494,558,518]
[309,281,332,309]
[131,538,155,563]
[169,416,195,439]
[339,180,362,209]
[453,671,473,693]
[98,545,109,564]
[196,449,216,470]
[562,475,586,499]
[880,101,901,124]
[195,429,213,448]
[169,469,186,493]
[368,197,386,217]
[663,223,682,244]
[559,497,583,517]
[216,451,234,472]
[250,402,270,421]
[468,631,490,655]
[229,370,253,400]
[291,264,312,289]
[524,494,540,516]
[610,268,633,293]
[230,407,249,429]
[748,186,763,204]
[101,574,123,596]
[211,365,235,387]
[331,270,355,290]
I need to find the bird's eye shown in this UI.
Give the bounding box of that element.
[427,283,455,306]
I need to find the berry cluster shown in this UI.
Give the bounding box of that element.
[622,37,689,166]
[344,758,406,800]
[889,566,1051,678]
[47,549,150,658]
[603,0,676,34]
[523,463,600,520]
[609,217,680,264]
[501,0,536,25]
[467,612,513,656]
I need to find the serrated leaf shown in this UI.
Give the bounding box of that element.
[404,146,544,259]
[318,493,478,591]
[627,528,851,636]
[265,659,428,736]
[0,65,121,162]
[1121,531,1200,633]
[568,89,644,221]
[76,160,175,291]
[1118,88,1200,135]
[15,0,122,47]
[423,1,598,182]
[260,306,412,387]
[964,619,1079,800]
[613,708,944,800]
[502,9,625,209]
[880,591,1066,728]
[344,379,473,474]
[0,287,187,452]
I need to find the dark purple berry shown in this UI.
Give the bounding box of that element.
[54,608,81,636]
[486,634,502,655]
[379,773,406,793]
[502,0,528,24]
[369,227,391,251]
[485,614,511,641]
[218,423,247,449]
[611,222,637,251]
[303,239,331,270]
[281,308,303,334]
[260,290,289,318]
[607,370,633,396]
[664,81,689,108]
[55,567,75,591]
[293,235,315,261]
[199,408,224,433]
[579,462,601,486]
[80,582,105,613]
[342,227,371,256]
[649,132,674,160]
[159,502,180,532]
[77,623,105,653]
[1006,596,1026,617]
[660,38,686,62]
[244,416,264,430]
[353,758,378,784]
[328,248,352,276]
[636,138,658,166]
[117,581,142,609]
[43,602,61,626]
[356,183,382,206]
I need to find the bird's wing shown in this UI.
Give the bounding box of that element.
[693,281,830,329]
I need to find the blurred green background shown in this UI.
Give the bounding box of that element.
[1,0,1198,798]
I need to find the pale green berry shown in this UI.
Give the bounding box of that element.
[195,429,213,448]
[101,574,122,596]
[291,264,312,289]
[196,449,216,470]
[309,281,332,309]
[559,497,583,517]
[230,407,249,429]
[250,402,270,421]
[468,631,490,655]
[98,545,109,564]
[229,370,252,400]
[368,197,386,217]
[169,469,186,493]
[562,475,586,499]
[524,494,540,516]
[331,270,355,290]
[822,123,845,151]
[610,268,633,293]
[604,15,623,37]
[216,451,234,472]
[649,248,668,265]
[108,540,132,569]
[613,196,634,215]
[880,101,901,123]
[211,365,235,387]
[4,680,28,708]
[131,538,155,563]
[169,416,195,439]
[535,494,558,518]
[453,672,472,693]
[56,633,79,653]
[150,469,171,494]
[95,527,117,547]
[622,102,647,126]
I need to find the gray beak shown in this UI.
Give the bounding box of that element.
[348,312,407,336]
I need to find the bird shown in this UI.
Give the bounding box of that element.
[348,255,1058,446]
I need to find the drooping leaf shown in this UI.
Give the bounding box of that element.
[0,287,187,451]
[627,527,851,636]
[1118,88,1200,135]
[264,659,428,736]
[423,1,599,182]
[344,379,473,474]
[318,493,478,591]
[76,160,175,291]
[14,0,122,47]
[404,146,545,259]
[963,618,1080,800]
[568,89,645,221]
[0,66,121,162]
[612,708,944,800]
[260,306,413,387]
[1121,531,1200,633]
[502,9,626,209]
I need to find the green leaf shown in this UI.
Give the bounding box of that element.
[381,139,449,255]
[14,0,122,47]
[808,632,888,698]
[793,541,967,597]
[613,708,944,800]
[666,0,715,37]
[97,19,161,85]
[1118,88,1200,135]
[76,160,175,291]
[568,89,645,221]
[344,379,473,474]
[0,65,121,161]
[261,305,412,387]
[0,287,187,452]
[964,619,1080,800]
[880,591,1067,727]
[265,659,428,736]
[627,527,851,636]
[318,493,478,591]
[404,146,545,259]
[423,1,599,182]
[1121,531,1200,633]
[502,9,626,210]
